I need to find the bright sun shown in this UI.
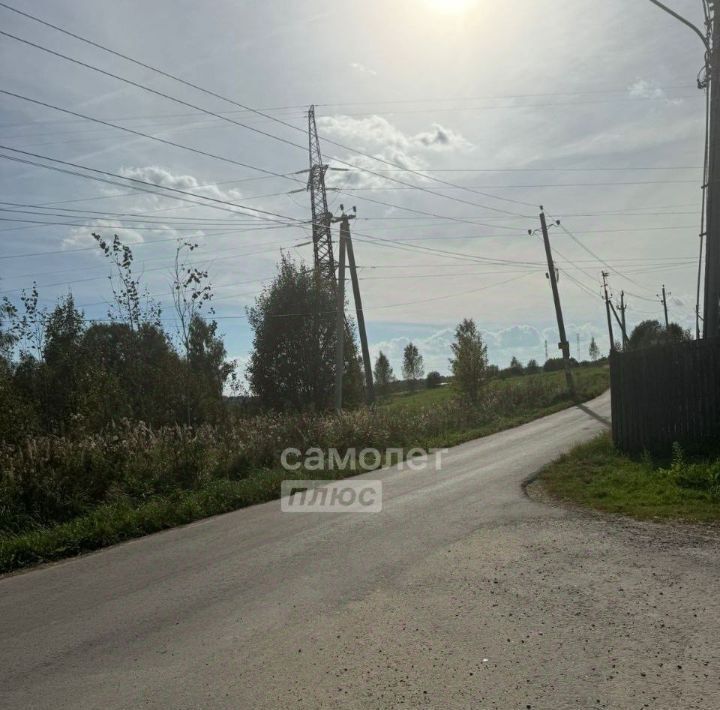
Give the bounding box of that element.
[424,0,476,14]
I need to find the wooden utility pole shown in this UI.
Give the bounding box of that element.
[537,209,575,398]
[602,271,615,353]
[343,209,375,405]
[334,220,347,412]
[659,284,670,328]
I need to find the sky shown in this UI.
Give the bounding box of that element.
[0,0,709,382]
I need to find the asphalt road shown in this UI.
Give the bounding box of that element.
[2,392,719,709]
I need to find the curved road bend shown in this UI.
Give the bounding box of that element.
[1,391,719,708]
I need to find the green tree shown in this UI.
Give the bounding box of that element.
[41,294,86,428]
[186,315,235,422]
[77,322,185,427]
[0,296,17,365]
[588,336,600,361]
[0,298,37,442]
[402,342,424,392]
[526,359,540,374]
[628,320,691,351]
[509,356,524,376]
[426,371,443,388]
[373,351,395,397]
[247,254,362,410]
[93,233,161,330]
[449,318,488,404]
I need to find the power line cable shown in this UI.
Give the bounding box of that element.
[0,15,537,215]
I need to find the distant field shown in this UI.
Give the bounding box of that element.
[380,366,609,416]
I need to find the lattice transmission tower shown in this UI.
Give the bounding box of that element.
[307,105,336,285]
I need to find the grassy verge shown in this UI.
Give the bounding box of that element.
[1,470,310,573]
[1,366,609,574]
[537,433,720,523]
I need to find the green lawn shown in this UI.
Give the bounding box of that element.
[537,434,720,523]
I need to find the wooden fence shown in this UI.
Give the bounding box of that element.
[610,339,720,454]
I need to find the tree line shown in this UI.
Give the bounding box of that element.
[0,237,234,443]
[2,234,690,444]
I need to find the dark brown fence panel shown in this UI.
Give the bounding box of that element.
[610,339,720,454]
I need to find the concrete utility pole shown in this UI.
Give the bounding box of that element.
[609,300,628,349]
[705,6,720,337]
[334,220,347,412]
[544,340,548,361]
[342,208,375,406]
[333,207,375,410]
[602,271,615,353]
[619,291,629,348]
[647,1,716,336]
[535,209,576,398]
[659,284,670,328]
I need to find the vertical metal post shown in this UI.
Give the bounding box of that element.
[539,210,576,398]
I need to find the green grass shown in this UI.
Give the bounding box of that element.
[0,469,337,572]
[0,365,610,574]
[537,434,720,523]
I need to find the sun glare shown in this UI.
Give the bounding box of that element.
[424,0,476,14]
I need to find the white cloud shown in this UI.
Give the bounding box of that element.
[120,165,248,207]
[350,62,377,76]
[413,123,473,151]
[319,114,472,154]
[318,115,473,190]
[628,79,666,100]
[63,219,147,249]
